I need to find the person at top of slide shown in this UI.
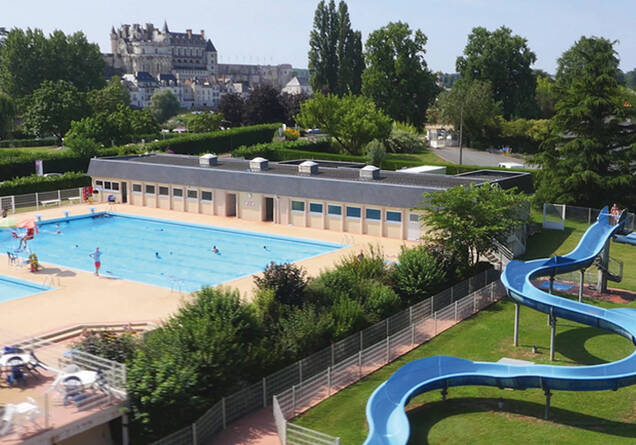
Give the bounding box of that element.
[89,247,102,276]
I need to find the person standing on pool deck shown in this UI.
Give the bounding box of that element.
[89,247,102,276]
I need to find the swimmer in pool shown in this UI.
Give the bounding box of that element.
[155,252,161,259]
[212,245,219,254]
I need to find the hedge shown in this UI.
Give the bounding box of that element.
[0,172,91,196]
[232,139,333,159]
[0,124,279,181]
[0,137,57,148]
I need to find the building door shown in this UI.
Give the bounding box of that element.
[121,182,128,204]
[264,197,274,222]
[226,193,237,217]
[407,212,421,241]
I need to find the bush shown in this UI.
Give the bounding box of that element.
[392,246,446,305]
[65,132,99,158]
[276,306,334,359]
[365,139,386,167]
[73,330,138,363]
[232,139,333,159]
[331,297,368,338]
[384,129,426,153]
[364,283,401,323]
[283,128,300,141]
[0,137,56,148]
[0,172,91,195]
[254,262,308,307]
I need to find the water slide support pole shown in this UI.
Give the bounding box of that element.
[549,309,556,361]
[579,269,585,302]
[513,303,520,347]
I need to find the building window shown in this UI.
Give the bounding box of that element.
[145,185,155,195]
[132,183,142,193]
[187,189,198,200]
[104,181,112,190]
[309,202,323,214]
[112,182,120,191]
[201,191,213,201]
[366,208,381,221]
[291,200,305,212]
[173,188,183,198]
[346,206,361,219]
[386,211,402,223]
[159,186,169,196]
[327,204,341,216]
[95,180,103,188]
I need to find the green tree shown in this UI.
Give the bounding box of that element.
[624,68,636,90]
[87,76,131,114]
[127,287,265,441]
[64,131,99,158]
[365,139,386,167]
[0,28,104,98]
[456,26,537,119]
[217,93,244,126]
[22,80,90,143]
[148,89,181,123]
[533,37,636,209]
[296,92,392,154]
[0,91,16,138]
[243,85,286,125]
[392,246,446,305]
[535,74,557,118]
[419,184,530,269]
[254,262,308,307]
[362,22,438,127]
[434,79,501,147]
[308,0,364,94]
[185,112,223,133]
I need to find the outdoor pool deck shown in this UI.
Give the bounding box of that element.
[0,203,416,342]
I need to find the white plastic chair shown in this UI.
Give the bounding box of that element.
[0,404,16,436]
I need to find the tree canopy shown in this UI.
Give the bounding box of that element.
[434,79,500,147]
[296,92,392,154]
[0,92,16,138]
[308,0,364,95]
[533,37,636,209]
[185,112,223,133]
[362,22,438,127]
[0,28,105,98]
[87,76,131,114]
[244,85,286,125]
[22,80,90,143]
[148,89,181,123]
[419,184,530,270]
[456,26,537,119]
[217,93,244,126]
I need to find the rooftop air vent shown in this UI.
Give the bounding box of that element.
[199,153,218,166]
[298,160,319,175]
[360,165,380,180]
[250,157,269,172]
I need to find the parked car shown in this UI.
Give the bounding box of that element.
[43,172,63,177]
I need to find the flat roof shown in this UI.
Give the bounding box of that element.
[87,154,498,209]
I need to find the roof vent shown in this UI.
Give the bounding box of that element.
[250,157,269,172]
[298,160,319,175]
[360,165,380,180]
[199,153,217,166]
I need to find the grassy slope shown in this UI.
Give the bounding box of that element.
[294,215,636,444]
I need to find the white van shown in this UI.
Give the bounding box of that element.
[498,162,524,169]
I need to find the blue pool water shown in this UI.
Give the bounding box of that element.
[0,275,51,302]
[1,213,343,292]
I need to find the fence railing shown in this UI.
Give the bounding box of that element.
[0,187,87,214]
[151,268,502,445]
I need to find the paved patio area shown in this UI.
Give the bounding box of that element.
[0,203,414,342]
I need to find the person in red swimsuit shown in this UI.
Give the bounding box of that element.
[19,227,36,249]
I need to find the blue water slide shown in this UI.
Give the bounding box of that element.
[364,207,635,445]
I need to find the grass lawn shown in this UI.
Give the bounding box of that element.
[0,145,62,156]
[293,298,636,444]
[522,211,636,292]
[385,150,446,165]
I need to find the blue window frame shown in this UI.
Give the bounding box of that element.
[386,211,402,223]
[328,204,342,216]
[366,208,381,220]
[346,206,361,218]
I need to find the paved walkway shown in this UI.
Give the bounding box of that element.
[433,145,530,168]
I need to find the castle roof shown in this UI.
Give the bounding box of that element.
[206,39,217,52]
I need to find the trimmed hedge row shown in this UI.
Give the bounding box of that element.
[0,124,279,181]
[0,172,91,196]
[232,139,333,159]
[0,137,57,148]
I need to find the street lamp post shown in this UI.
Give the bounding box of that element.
[458,102,464,165]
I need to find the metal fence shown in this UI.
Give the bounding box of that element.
[151,268,502,445]
[543,203,635,231]
[0,187,87,214]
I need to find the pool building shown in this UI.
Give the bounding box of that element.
[87,154,530,241]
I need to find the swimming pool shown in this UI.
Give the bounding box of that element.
[1,213,344,292]
[0,275,51,302]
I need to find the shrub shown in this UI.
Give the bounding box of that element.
[276,306,334,359]
[0,172,91,195]
[73,330,138,363]
[364,283,401,323]
[0,137,56,148]
[392,246,446,305]
[331,297,368,338]
[365,139,386,167]
[254,262,308,307]
[283,128,300,141]
[335,246,389,283]
[65,132,99,158]
[232,139,333,159]
[384,129,426,153]
[393,121,419,134]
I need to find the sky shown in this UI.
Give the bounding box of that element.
[3,0,635,74]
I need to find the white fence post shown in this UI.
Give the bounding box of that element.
[431,295,435,313]
[192,423,197,445]
[434,312,438,335]
[57,189,61,206]
[454,301,458,321]
[292,385,296,416]
[299,360,303,383]
[358,351,362,378]
[262,377,267,408]
[411,323,415,346]
[331,343,335,366]
[360,330,363,351]
[385,336,390,363]
[11,195,15,213]
[35,192,39,210]
[221,397,226,429]
[327,367,331,395]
